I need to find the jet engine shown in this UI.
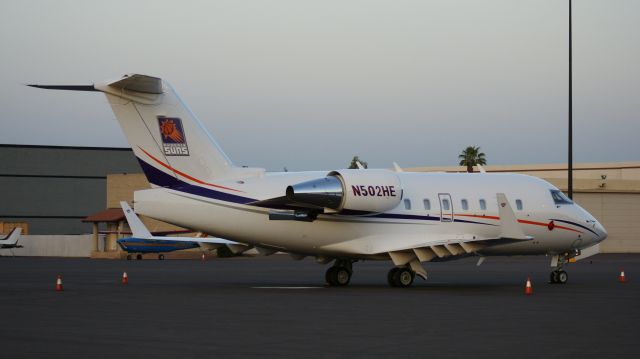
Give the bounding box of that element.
[286,169,402,213]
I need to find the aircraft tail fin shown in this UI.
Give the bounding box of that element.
[29,74,258,188]
[120,201,152,239]
[0,228,22,246]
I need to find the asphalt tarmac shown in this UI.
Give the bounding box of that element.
[0,254,638,358]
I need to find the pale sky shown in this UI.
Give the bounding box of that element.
[1,0,638,171]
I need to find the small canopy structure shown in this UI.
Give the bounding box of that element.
[83,208,126,252]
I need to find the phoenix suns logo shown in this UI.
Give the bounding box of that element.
[158,116,189,156]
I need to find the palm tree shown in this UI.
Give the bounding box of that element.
[458,146,486,173]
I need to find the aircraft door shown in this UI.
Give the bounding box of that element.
[438,193,453,222]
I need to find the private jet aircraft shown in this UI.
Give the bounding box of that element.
[118,201,236,260]
[0,228,23,255]
[29,74,607,287]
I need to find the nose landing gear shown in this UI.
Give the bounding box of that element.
[549,254,572,284]
[550,270,568,284]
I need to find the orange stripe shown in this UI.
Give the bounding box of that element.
[138,146,244,193]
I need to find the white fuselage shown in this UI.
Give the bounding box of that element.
[133,170,607,260]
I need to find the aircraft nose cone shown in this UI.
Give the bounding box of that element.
[595,222,608,242]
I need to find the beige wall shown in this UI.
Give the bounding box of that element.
[107,173,183,233]
[574,193,640,253]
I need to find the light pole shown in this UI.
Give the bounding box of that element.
[568,0,573,199]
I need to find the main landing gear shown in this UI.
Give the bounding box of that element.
[387,267,415,288]
[325,259,354,286]
[323,260,418,288]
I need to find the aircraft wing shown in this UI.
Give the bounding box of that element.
[143,235,237,245]
[320,232,527,257]
[320,193,531,279]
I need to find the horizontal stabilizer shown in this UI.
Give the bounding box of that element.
[26,84,97,92]
[28,74,162,95]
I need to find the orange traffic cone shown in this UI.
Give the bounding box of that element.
[524,277,533,295]
[55,275,63,292]
[619,269,627,283]
[122,272,129,285]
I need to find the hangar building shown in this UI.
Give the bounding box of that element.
[0,144,141,234]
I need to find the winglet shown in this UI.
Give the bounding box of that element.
[120,201,152,238]
[355,161,365,170]
[477,165,487,173]
[393,162,404,172]
[496,193,529,240]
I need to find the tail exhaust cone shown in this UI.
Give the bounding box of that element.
[286,176,343,209]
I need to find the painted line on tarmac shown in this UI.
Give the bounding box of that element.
[252,286,323,289]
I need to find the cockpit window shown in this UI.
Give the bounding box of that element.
[550,190,573,205]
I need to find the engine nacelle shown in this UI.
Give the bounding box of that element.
[286,169,402,213]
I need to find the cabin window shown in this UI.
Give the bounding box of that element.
[479,199,487,210]
[423,199,431,210]
[461,199,468,211]
[516,199,523,210]
[442,198,450,211]
[404,199,412,210]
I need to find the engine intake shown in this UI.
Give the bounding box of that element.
[286,169,402,213]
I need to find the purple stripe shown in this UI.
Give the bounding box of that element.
[372,213,496,226]
[137,158,257,204]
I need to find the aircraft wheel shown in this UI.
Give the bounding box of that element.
[126,254,132,260]
[325,267,334,284]
[557,270,568,284]
[158,254,165,260]
[387,268,400,287]
[136,254,143,260]
[550,271,558,283]
[325,266,351,286]
[392,268,414,288]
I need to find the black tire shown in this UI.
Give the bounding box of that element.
[136,254,143,260]
[393,268,415,288]
[158,254,165,260]
[550,271,558,283]
[325,267,337,285]
[557,270,568,284]
[334,267,351,286]
[387,268,400,287]
[326,266,351,286]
